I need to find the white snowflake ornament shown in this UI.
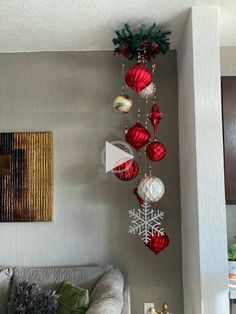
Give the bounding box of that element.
[128,201,165,244]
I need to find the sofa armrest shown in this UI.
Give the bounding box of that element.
[122,274,131,314]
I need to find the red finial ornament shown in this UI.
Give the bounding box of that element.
[125,64,152,93]
[148,103,163,138]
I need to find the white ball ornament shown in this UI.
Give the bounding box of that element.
[139,82,156,99]
[137,176,165,203]
[113,95,132,113]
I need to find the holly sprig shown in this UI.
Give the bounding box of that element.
[112,23,171,61]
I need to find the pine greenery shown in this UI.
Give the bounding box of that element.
[112,23,171,61]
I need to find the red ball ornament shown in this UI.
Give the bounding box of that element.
[125,64,152,93]
[145,233,169,255]
[125,122,150,151]
[114,159,139,181]
[146,140,166,162]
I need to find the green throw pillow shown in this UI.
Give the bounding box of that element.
[57,281,89,314]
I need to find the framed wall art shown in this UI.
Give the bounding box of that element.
[0,132,53,222]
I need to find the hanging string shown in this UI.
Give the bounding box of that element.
[137,107,140,122]
[141,49,146,66]
[136,109,143,178]
[152,62,157,102]
[137,96,141,159]
[145,98,149,128]
[144,63,157,175]
[137,99,142,181]
[137,52,142,64]
[149,164,152,176]
[121,63,125,95]
[152,63,156,74]
[144,97,149,176]
[122,63,128,139]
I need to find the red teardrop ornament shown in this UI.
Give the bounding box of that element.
[133,187,144,207]
[148,103,163,137]
[125,122,150,151]
[114,159,139,181]
[146,140,166,162]
[145,233,169,255]
[125,64,152,93]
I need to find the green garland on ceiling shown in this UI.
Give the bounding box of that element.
[112,23,171,61]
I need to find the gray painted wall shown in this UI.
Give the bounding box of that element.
[220,47,236,246]
[0,51,183,314]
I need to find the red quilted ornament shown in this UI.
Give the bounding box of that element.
[125,122,150,151]
[133,187,144,207]
[125,64,152,93]
[146,233,169,255]
[146,140,166,162]
[114,159,139,181]
[148,103,163,138]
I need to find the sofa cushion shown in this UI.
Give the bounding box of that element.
[86,268,124,314]
[58,281,89,314]
[8,281,58,314]
[0,267,13,314]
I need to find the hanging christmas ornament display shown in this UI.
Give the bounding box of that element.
[137,176,165,203]
[146,140,166,162]
[128,201,164,244]
[125,122,150,151]
[148,103,163,138]
[145,233,169,255]
[139,82,156,99]
[113,95,133,113]
[114,159,139,181]
[112,23,171,254]
[125,64,152,93]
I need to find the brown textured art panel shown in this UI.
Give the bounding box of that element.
[0,132,53,222]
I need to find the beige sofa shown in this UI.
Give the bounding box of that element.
[0,265,131,314]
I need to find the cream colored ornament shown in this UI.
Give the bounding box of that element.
[139,82,156,99]
[113,95,132,113]
[137,175,165,203]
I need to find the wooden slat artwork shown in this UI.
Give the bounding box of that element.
[222,78,236,204]
[0,154,11,175]
[0,132,53,222]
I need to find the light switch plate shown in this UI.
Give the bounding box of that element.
[144,303,154,314]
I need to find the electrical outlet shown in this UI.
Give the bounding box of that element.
[144,303,154,314]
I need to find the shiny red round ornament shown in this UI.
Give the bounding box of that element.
[146,140,166,162]
[114,160,139,181]
[125,122,150,151]
[125,64,152,93]
[145,233,169,255]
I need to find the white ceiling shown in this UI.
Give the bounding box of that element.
[0,0,235,52]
